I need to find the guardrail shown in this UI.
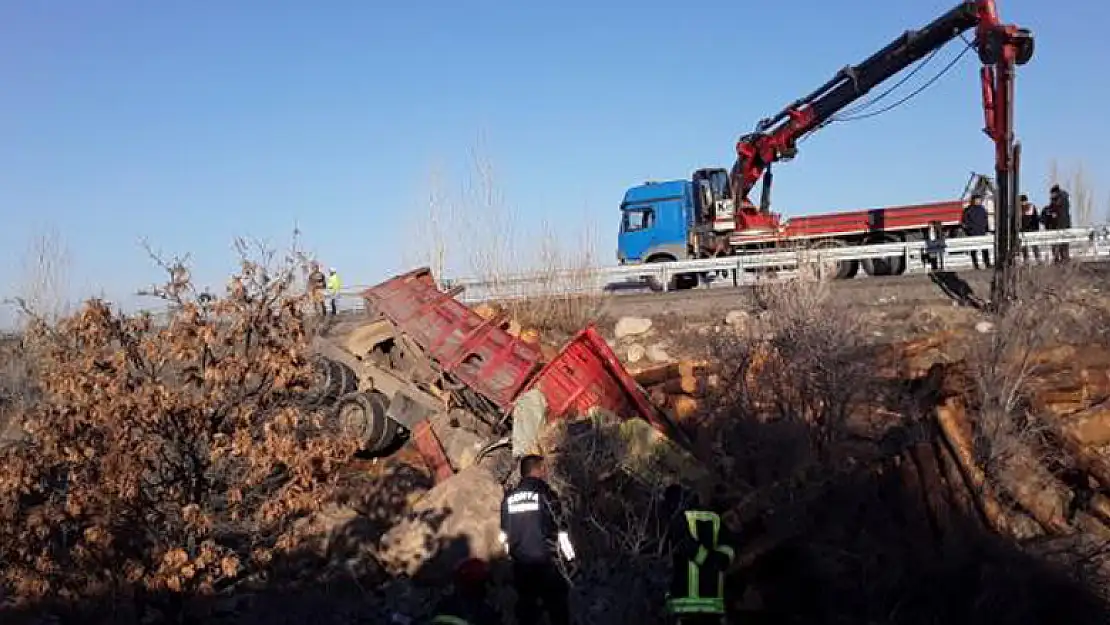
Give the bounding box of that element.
[323,226,1107,308]
[457,227,1107,302]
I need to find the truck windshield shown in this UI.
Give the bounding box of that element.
[622,208,654,233]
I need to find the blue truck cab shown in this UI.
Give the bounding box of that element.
[616,179,693,265]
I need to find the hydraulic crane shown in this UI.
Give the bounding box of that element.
[727,0,1033,302]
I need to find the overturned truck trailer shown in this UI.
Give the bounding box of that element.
[308,267,688,482]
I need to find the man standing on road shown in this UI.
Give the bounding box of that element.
[1045,184,1072,263]
[325,267,342,316]
[308,264,327,316]
[1019,194,1042,264]
[960,193,991,270]
[500,454,575,625]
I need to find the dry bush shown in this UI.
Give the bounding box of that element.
[702,264,879,493]
[0,337,38,447]
[12,227,73,325]
[498,221,607,341]
[969,263,1110,488]
[404,143,607,340]
[0,236,359,614]
[541,417,683,625]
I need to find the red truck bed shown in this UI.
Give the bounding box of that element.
[732,199,965,244]
[362,268,543,411]
[361,267,687,480]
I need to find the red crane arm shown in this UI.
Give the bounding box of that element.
[730,0,1033,223]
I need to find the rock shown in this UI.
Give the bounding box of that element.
[975,321,995,334]
[377,465,505,582]
[615,316,653,339]
[725,310,749,327]
[626,343,646,363]
[647,343,672,363]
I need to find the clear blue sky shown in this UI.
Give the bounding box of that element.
[1,0,1106,322]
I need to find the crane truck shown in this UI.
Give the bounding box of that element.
[615,0,1033,289]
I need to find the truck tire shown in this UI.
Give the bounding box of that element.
[810,240,858,280]
[304,357,358,409]
[645,255,697,292]
[334,390,400,454]
[860,234,906,277]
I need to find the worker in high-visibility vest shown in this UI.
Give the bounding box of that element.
[325,267,342,316]
[662,484,736,624]
[427,558,500,625]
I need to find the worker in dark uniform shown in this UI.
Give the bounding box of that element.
[1019,194,1041,264]
[1045,184,1072,263]
[960,193,991,270]
[427,558,500,625]
[500,454,574,625]
[662,484,737,625]
[307,263,327,316]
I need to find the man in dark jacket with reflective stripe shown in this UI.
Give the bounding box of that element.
[500,454,574,625]
[662,484,737,624]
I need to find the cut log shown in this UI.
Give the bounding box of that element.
[631,362,682,387]
[631,359,710,387]
[667,395,701,421]
[1072,511,1110,543]
[1063,443,1110,493]
[660,373,720,396]
[910,440,954,540]
[661,374,699,395]
[1058,400,1110,446]
[935,399,1012,535]
[1090,494,1110,526]
[934,437,981,527]
[896,450,939,544]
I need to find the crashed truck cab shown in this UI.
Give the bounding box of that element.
[311,267,687,483]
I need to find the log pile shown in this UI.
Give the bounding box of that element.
[896,337,1110,543]
[629,359,722,426]
[723,332,1110,572]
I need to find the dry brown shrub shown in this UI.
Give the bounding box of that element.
[541,416,683,625]
[701,265,880,493]
[0,237,358,612]
[970,263,1110,488]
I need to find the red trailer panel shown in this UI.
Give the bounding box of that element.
[528,325,691,448]
[731,199,965,245]
[362,267,543,411]
[782,200,964,238]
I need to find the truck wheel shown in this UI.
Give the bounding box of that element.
[319,358,359,407]
[301,356,356,408]
[860,234,905,277]
[810,240,858,280]
[334,390,399,454]
[673,273,699,290]
[645,255,699,291]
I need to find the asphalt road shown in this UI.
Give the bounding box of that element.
[599,259,1110,321]
[331,256,1109,325]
